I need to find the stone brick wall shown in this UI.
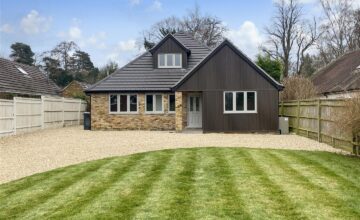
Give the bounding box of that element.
[91,93,175,130]
[62,81,86,99]
[175,91,187,131]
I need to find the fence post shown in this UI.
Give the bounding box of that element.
[62,97,65,127]
[296,100,300,134]
[41,96,44,129]
[13,97,17,135]
[78,100,81,125]
[317,99,321,142]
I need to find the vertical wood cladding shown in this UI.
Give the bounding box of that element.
[177,44,279,132]
[153,38,188,69]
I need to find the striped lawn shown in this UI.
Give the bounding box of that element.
[0,148,359,220]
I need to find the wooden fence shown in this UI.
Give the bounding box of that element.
[0,96,87,137]
[279,98,360,155]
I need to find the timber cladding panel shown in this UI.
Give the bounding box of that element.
[91,93,175,130]
[177,44,279,132]
[152,38,188,69]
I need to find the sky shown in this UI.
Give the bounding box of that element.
[0,0,348,68]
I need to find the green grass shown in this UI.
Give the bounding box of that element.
[0,148,359,220]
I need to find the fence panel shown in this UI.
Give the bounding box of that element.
[0,99,15,136]
[280,98,358,154]
[0,96,87,137]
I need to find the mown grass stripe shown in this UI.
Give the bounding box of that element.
[197,147,251,219]
[280,150,360,189]
[0,168,68,199]
[0,158,111,219]
[91,150,174,219]
[133,149,198,220]
[266,151,360,219]
[21,153,146,219]
[232,149,307,220]
[157,149,197,219]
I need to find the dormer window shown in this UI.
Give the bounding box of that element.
[158,53,182,68]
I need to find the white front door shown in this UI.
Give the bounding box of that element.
[187,94,202,128]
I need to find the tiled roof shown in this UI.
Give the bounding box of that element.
[0,58,60,95]
[86,32,212,92]
[312,50,360,94]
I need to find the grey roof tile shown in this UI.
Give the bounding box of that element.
[87,32,212,92]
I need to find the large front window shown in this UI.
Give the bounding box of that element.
[146,94,163,113]
[224,91,257,113]
[109,94,138,113]
[158,53,181,68]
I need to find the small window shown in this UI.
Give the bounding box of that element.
[110,95,118,112]
[109,94,138,113]
[168,94,175,112]
[15,65,30,77]
[224,91,257,113]
[158,53,181,68]
[146,94,163,113]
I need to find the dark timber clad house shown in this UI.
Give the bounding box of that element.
[86,32,284,132]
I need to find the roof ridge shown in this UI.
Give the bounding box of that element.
[173,32,212,51]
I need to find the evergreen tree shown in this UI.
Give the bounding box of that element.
[10,42,35,65]
[255,54,283,82]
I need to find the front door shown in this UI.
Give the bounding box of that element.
[187,94,202,128]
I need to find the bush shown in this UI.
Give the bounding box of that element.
[280,76,317,101]
[336,94,360,139]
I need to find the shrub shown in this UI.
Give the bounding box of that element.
[280,76,317,101]
[336,94,360,139]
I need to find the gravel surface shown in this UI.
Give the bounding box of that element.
[0,126,345,184]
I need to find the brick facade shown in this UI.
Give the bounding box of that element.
[175,92,187,131]
[91,93,176,130]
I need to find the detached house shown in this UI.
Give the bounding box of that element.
[86,32,283,132]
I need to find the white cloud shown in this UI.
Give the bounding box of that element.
[0,24,14,33]
[68,26,82,39]
[20,10,52,34]
[225,21,263,59]
[149,0,162,11]
[87,32,107,49]
[129,0,141,5]
[118,39,137,52]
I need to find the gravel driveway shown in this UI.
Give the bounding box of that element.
[0,126,345,184]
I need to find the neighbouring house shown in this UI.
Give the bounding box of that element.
[86,32,284,132]
[312,50,360,99]
[62,80,91,99]
[0,58,60,98]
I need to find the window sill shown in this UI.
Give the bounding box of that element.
[223,111,257,114]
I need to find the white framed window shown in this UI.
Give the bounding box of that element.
[146,94,164,113]
[158,53,182,68]
[109,94,138,114]
[168,94,175,113]
[223,91,257,113]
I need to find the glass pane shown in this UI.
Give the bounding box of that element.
[120,95,127,112]
[159,54,165,67]
[169,94,175,112]
[155,94,162,111]
[174,54,181,67]
[247,92,255,111]
[189,97,194,111]
[225,92,233,111]
[166,54,173,66]
[146,95,153,111]
[110,95,117,112]
[195,97,200,111]
[236,92,244,111]
[129,95,137,112]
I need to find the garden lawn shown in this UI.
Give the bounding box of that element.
[0,148,359,220]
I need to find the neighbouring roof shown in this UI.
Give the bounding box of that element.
[0,58,60,96]
[87,32,282,92]
[62,80,92,91]
[312,50,360,94]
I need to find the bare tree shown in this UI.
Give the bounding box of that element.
[294,19,320,75]
[264,0,302,78]
[45,41,79,71]
[318,0,358,63]
[140,5,227,50]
